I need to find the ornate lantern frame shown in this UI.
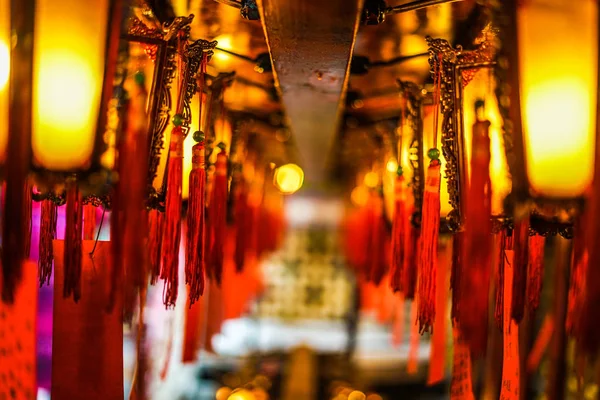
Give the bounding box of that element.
[426,33,574,237]
[397,80,425,228]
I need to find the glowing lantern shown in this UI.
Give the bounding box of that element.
[29,0,121,173]
[0,0,8,166]
[496,0,598,201]
[274,163,304,194]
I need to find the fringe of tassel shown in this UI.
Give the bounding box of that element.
[38,199,57,286]
[64,181,83,302]
[417,159,440,334]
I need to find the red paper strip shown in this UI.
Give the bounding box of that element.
[407,300,420,375]
[51,240,123,400]
[428,242,450,385]
[500,250,520,400]
[0,261,37,399]
[527,314,554,373]
[182,293,203,363]
[450,326,475,400]
[392,294,405,347]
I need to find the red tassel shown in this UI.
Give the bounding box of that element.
[148,209,164,285]
[417,157,441,334]
[208,147,228,284]
[39,199,57,286]
[390,173,407,292]
[457,116,492,355]
[367,190,388,285]
[64,181,83,302]
[160,125,184,307]
[526,234,545,313]
[83,205,96,240]
[234,182,249,273]
[186,139,207,304]
[511,217,529,323]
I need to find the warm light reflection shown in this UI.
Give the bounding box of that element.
[183,95,200,199]
[519,0,597,197]
[463,70,511,215]
[32,0,109,170]
[0,0,9,164]
[363,171,379,188]
[274,163,304,194]
[386,158,398,173]
[214,34,234,63]
[351,185,369,207]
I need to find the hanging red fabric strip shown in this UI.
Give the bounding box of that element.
[450,326,475,400]
[52,241,123,399]
[450,232,462,320]
[494,231,509,329]
[392,293,405,347]
[0,261,37,399]
[208,148,228,284]
[112,74,150,314]
[39,199,57,286]
[182,290,203,363]
[234,182,249,273]
[500,249,520,400]
[526,314,554,373]
[511,217,530,323]
[160,126,184,307]
[64,181,83,302]
[390,174,407,292]
[83,204,96,240]
[458,116,492,356]
[568,217,587,337]
[427,240,450,385]
[407,299,420,375]
[403,222,419,300]
[417,159,441,334]
[148,209,164,285]
[526,235,545,313]
[368,190,388,286]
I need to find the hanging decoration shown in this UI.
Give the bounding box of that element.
[38,197,58,286]
[208,143,229,284]
[456,101,493,355]
[63,179,83,302]
[186,51,210,305]
[417,53,442,334]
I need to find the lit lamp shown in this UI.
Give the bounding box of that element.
[2,0,122,301]
[495,0,598,211]
[494,1,598,398]
[0,0,8,167]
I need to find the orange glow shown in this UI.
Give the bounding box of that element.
[518,0,598,197]
[32,0,109,170]
[0,0,9,164]
[351,185,369,207]
[363,171,379,188]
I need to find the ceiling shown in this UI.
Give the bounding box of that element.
[144,0,485,193]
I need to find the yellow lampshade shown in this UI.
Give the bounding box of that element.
[0,0,9,165]
[518,0,598,197]
[32,0,111,171]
